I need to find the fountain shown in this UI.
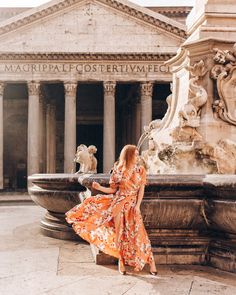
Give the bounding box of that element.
[28,0,236,273]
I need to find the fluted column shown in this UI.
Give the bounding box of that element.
[64,81,77,173]
[103,81,116,172]
[27,81,41,176]
[0,82,4,189]
[140,82,153,133]
[46,102,56,173]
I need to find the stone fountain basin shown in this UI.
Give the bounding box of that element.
[28,173,87,212]
[28,173,236,235]
[28,173,207,241]
[204,175,236,234]
[28,173,236,272]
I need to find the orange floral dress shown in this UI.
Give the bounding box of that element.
[65,165,155,271]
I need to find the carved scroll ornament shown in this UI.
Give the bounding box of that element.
[179,60,208,129]
[211,43,236,126]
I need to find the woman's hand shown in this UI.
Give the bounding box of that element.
[134,204,141,215]
[92,181,101,191]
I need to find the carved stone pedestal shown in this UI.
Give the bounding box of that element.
[204,175,236,273]
[209,240,236,273]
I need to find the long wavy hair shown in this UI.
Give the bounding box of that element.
[116,144,137,171]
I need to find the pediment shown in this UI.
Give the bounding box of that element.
[0,0,186,53]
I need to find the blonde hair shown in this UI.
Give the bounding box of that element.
[116,144,137,170]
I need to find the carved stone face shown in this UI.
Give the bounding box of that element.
[214,51,226,64]
[88,145,97,154]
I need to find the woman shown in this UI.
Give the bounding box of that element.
[65,144,157,275]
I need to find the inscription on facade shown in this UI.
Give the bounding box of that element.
[1,63,169,74]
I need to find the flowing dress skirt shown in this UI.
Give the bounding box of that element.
[66,190,154,271]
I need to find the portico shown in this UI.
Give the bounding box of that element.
[0,0,185,190]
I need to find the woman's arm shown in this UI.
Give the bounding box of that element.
[135,184,145,213]
[92,181,117,194]
[135,166,147,213]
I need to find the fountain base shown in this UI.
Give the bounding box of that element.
[40,211,82,241]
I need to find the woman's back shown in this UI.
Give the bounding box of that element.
[110,165,146,196]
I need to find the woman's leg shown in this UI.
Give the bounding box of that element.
[113,212,126,274]
[149,253,157,273]
[113,212,122,249]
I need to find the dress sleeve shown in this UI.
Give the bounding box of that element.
[109,168,122,189]
[139,165,147,186]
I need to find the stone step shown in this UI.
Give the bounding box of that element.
[90,243,209,266]
[0,192,34,205]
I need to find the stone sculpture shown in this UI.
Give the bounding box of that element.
[139,54,236,175]
[211,43,236,125]
[172,60,208,142]
[137,84,173,150]
[141,138,171,174]
[74,144,97,173]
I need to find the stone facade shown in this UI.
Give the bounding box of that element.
[0,0,185,190]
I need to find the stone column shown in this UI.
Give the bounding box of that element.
[140,82,153,150]
[140,82,153,133]
[39,90,46,173]
[0,82,4,189]
[135,99,141,144]
[27,81,41,176]
[42,97,47,173]
[64,81,77,173]
[46,102,56,173]
[103,81,116,172]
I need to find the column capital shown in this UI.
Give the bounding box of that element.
[0,82,5,96]
[64,81,77,97]
[103,81,116,96]
[140,81,153,97]
[27,81,41,96]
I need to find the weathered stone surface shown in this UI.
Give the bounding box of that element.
[0,0,184,53]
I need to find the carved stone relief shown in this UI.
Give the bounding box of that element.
[171,60,208,142]
[211,43,236,125]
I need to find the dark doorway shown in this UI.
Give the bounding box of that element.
[76,83,103,173]
[152,83,171,120]
[76,124,103,173]
[115,83,139,159]
[43,83,65,173]
[3,83,28,190]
